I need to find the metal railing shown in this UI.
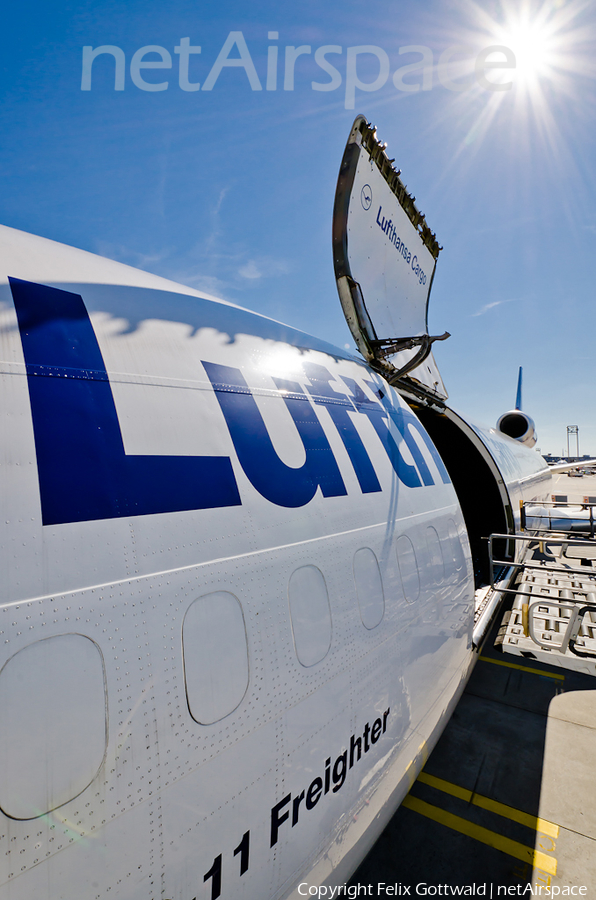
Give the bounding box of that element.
[488,506,596,662]
[487,532,596,598]
[521,500,596,539]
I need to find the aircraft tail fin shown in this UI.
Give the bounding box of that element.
[515,366,523,410]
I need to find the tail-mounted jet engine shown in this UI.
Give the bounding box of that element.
[496,410,537,448]
[495,367,537,447]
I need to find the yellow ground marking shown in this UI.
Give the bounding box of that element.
[402,796,557,875]
[417,772,559,838]
[479,655,565,681]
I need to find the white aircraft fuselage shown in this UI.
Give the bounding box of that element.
[0,224,550,899]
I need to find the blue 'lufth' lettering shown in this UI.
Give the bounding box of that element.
[203,362,348,508]
[303,362,381,495]
[9,278,241,525]
[11,279,449,525]
[362,380,451,486]
[341,376,422,488]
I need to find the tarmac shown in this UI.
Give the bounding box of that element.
[350,472,596,896]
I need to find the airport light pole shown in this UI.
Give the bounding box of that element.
[567,425,579,460]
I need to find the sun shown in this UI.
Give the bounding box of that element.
[492,7,559,91]
[503,21,553,84]
[446,0,593,133]
[442,0,591,101]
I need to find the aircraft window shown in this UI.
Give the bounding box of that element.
[0,634,107,820]
[183,591,249,725]
[288,566,332,667]
[395,535,420,603]
[448,518,466,573]
[426,526,445,583]
[353,548,385,629]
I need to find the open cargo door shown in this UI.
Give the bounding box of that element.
[333,115,449,401]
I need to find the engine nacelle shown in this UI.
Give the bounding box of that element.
[496,410,537,448]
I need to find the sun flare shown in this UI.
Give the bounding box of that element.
[505,22,552,80]
[493,10,559,90]
[437,0,595,159]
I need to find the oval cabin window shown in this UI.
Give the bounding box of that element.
[288,566,332,667]
[353,548,385,629]
[0,633,107,820]
[183,591,249,725]
[426,525,445,584]
[448,518,466,574]
[396,534,420,603]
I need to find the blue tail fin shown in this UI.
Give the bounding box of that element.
[515,366,523,410]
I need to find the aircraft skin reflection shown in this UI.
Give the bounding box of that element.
[0,223,549,900]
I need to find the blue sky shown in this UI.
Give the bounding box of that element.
[2,0,595,454]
